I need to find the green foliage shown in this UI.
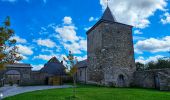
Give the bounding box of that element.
[136,57,170,70]
[63,51,78,75]
[147,58,170,70]
[135,62,145,71]
[0,16,22,69]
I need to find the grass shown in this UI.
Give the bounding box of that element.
[4,84,170,100]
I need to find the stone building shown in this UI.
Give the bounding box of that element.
[0,63,48,86]
[86,6,136,87]
[76,60,88,83]
[0,57,66,86]
[75,6,170,91]
[40,57,66,85]
[0,63,33,86]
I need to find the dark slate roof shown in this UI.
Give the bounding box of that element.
[86,6,133,34]
[5,63,32,68]
[101,6,116,22]
[40,57,66,76]
[47,56,60,63]
[76,59,88,68]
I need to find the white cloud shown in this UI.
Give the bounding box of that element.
[17,44,33,55]
[63,42,81,54]
[20,54,28,60]
[11,36,27,43]
[35,38,56,48]
[89,17,98,22]
[54,16,87,54]
[100,0,167,28]
[135,36,170,54]
[55,25,79,43]
[135,55,164,64]
[76,55,87,61]
[32,64,44,71]
[41,49,53,53]
[134,30,143,34]
[41,27,47,31]
[15,53,28,60]
[84,26,92,31]
[62,39,87,54]
[79,39,87,51]
[33,54,54,61]
[63,16,72,24]
[161,12,170,24]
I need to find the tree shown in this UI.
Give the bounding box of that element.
[147,58,170,70]
[63,51,78,98]
[0,16,22,70]
[135,62,145,71]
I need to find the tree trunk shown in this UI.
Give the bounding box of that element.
[73,74,76,97]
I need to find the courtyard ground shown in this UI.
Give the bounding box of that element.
[0,85,72,99]
[3,84,170,100]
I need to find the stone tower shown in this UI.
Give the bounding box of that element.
[86,6,136,87]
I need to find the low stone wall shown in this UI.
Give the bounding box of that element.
[30,71,47,85]
[158,72,170,91]
[133,70,155,88]
[19,71,47,86]
[133,69,170,90]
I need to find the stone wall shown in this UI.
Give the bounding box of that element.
[77,67,87,83]
[158,71,170,90]
[133,70,155,88]
[87,21,136,87]
[4,67,32,85]
[29,71,47,85]
[133,69,170,90]
[0,65,47,86]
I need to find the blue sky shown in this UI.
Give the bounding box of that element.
[0,0,170,70]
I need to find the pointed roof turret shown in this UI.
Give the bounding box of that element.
[87,4,132,34]
[101,6,116,22]
[48,56,60,63]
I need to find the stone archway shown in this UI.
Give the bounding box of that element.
[4,70,21,85]
[117,74,125,87]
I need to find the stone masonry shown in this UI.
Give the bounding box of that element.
[86,6,136,87]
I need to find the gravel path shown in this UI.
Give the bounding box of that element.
[0,85,72,99]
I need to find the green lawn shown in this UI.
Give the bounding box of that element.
[4,84,170,100]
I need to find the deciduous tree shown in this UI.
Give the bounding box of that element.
[63,51,78,98]
[0,16,22,70]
